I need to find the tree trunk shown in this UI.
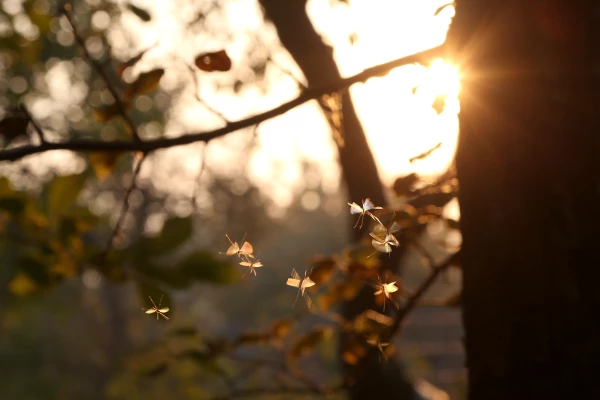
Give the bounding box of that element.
[449,1,600,398]
[258,1,416,399]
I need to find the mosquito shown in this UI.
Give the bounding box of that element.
[240,257,263,277]
[221,234,254,258]
[348,198,383,229]
[286,268,316,308]
[368,221,401,257]
[367,337,391,362]
[143,295,170,320]
[373,276,400,311]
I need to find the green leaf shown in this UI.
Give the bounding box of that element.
[18,255,50,285]
[0,197,25,214]
[149,216,194,254]
[135,261,191,289]
[127,3,151,22]
[177,251,239,284]
[46,173,86,218]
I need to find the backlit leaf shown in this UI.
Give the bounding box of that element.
[124,69,164,101]
[392,173,419,197]
[434,3,454,16]
[116,48,150,78]
[309,255,337,284]
[46,173,86,218]
[194,50,232,72]
[127,3,151,22]
[8,272,38,296]
[93,103,126,122]
[89,151,124,181]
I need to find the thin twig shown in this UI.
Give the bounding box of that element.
[19,105,46,144]
[186,63,230,122]
[63,2,140,142]
[191,142,208,211]
[385,249,461,340]
[0,45,444,162]
[98,153,147,266]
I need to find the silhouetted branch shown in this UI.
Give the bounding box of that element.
[0,45,444,162]
[20,105,46,144]
[63,2,140,142]
[97,154,146,267]
[386,249,461,340]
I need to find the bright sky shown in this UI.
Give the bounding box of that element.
[14,0,459,215]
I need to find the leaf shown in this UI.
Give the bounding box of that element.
[432,94,447,114]
[270,319,293,339]
[151,217,193,254]
[309,255,337,284]
[93,103,128,122]
[124,69,164,101]
[8,272,38,296]
[46,173,86,218]
[116,48,151,78]
[194,50,232,72]
[392,173,419,197]
[180,350,228,377]
[289,326,331,362]
[0,197,25,214]
[409,142,442,163]
[127,3,151,22]
[434,3,454,16]
[18,255,50,285]
[89,151,123,181]
[0,113,29,145]
[353,310,393,335]
[177,251,239,284]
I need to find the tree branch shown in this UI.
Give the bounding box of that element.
[0,45,443,163]
[63,2,140,142]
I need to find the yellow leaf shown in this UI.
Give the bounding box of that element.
[124,69,164,101]
[93,103,122,122]
[89,151,123,181]
[9,273,38,296]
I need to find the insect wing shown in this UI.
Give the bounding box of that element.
[348,202,363,215]
[226,242,240,256]
[302,276,316,289]
[287,278,301,288]
[145,308,157,314]
[384,282,398,293]
[370,224,387,241]
[240,261,251,267]
[159,307,169,313]
[239,241,254,257]
[304,294,312,309]
[362,198,382,212]
[252,261,263,268]
[388,221,401,234]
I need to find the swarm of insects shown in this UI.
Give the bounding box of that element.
[143,295,170,320]
[348,198,383,229]
[286,268,316,308]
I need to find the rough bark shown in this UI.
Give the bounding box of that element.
[258,1,416,399]
[449,1,600,398]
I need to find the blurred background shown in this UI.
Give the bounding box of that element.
[0,0,463,399]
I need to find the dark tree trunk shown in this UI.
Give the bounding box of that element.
[258,1,416,399]
[449,1,600,398]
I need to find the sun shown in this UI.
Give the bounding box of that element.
[427,59,461,97]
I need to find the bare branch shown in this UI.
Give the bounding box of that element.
[97,154,147,266]
[19,105,46,144]
[0,45,444,163]
[63,2,141,142]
